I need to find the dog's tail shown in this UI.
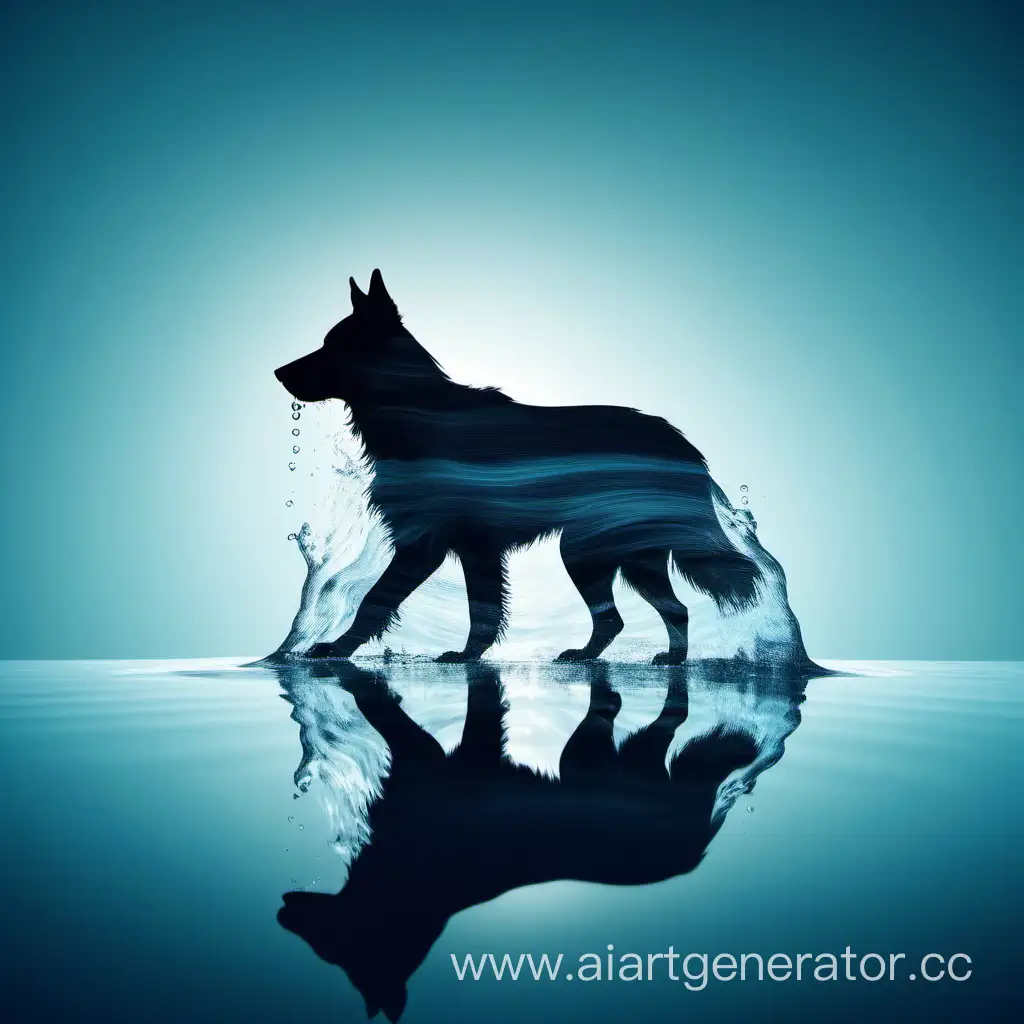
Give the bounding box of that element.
[672,479,762,613]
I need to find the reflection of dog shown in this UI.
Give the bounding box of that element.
[275,270,762,665]
[276,662,781,1022]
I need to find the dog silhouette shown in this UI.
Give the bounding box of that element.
[275,271,762,664]
[274,661,806,1021]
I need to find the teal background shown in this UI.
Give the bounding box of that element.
[0,0,1020,660]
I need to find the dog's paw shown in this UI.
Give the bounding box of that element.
[652,651,687,666]
[306,642,350,660]
[435,650,477,663]
[554,648,597,662]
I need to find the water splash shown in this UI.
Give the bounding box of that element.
[275,661,391,869]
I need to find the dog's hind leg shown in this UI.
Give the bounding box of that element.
[620,551,690,665]
[555,542,623,662]
[308,537,448,659]
[437,546,508,663]
[618,667,689,779]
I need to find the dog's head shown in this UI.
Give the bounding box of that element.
[275,270,405,404]
[278,889,411,1021]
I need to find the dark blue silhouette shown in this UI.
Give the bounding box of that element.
[275,271,762,664]
[274,661,805,1021]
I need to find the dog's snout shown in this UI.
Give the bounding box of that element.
[274,350,334,403]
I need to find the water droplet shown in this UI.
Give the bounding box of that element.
[288,462,296,471]
[287,815,294,823]
[741,496,749,505]
[296,771,313,792]
[292,428,300,436]
[292,412,301,420]
[292,446,300,453]
[291,402,302,412]
[291,878,297,884]
[287,533,297,541]
[298,824,305,831]
[740,484,748,492]
[746,805,754,813]
[285,500,294,507]
[292,793,300,800]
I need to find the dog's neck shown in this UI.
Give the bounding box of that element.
[344,375,506,461]
[344,397,426,461]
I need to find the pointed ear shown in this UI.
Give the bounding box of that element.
[350,276,367,309]
[379,984,408,1023]
[368,269,396,308]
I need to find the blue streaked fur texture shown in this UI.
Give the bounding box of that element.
[274,270,763,665]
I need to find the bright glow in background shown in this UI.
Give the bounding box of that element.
[0,0,1019,659]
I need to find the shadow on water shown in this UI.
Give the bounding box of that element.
[263,658,826,1021]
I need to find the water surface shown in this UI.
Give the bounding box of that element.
[0,659,1020,1022]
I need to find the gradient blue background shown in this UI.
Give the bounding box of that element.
[1,0,1020,660]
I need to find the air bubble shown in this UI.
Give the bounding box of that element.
[288,462,296,471]
[291,402,302,412]
[741,497,749,505]
[298,824,305,831]
[285,500,293,507]
[288,815,294,823]
[746,805,755,813]
[740,484,748,492]
[292,412,301,420]
[287,533,298,541]
[292,446,300,454]
[292,428,300,436]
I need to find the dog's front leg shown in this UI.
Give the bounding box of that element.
[558,664,622,785]
[307,537,448,659]
[332,664,447,775]
[436,547,508,663]
[449,663,508,769]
